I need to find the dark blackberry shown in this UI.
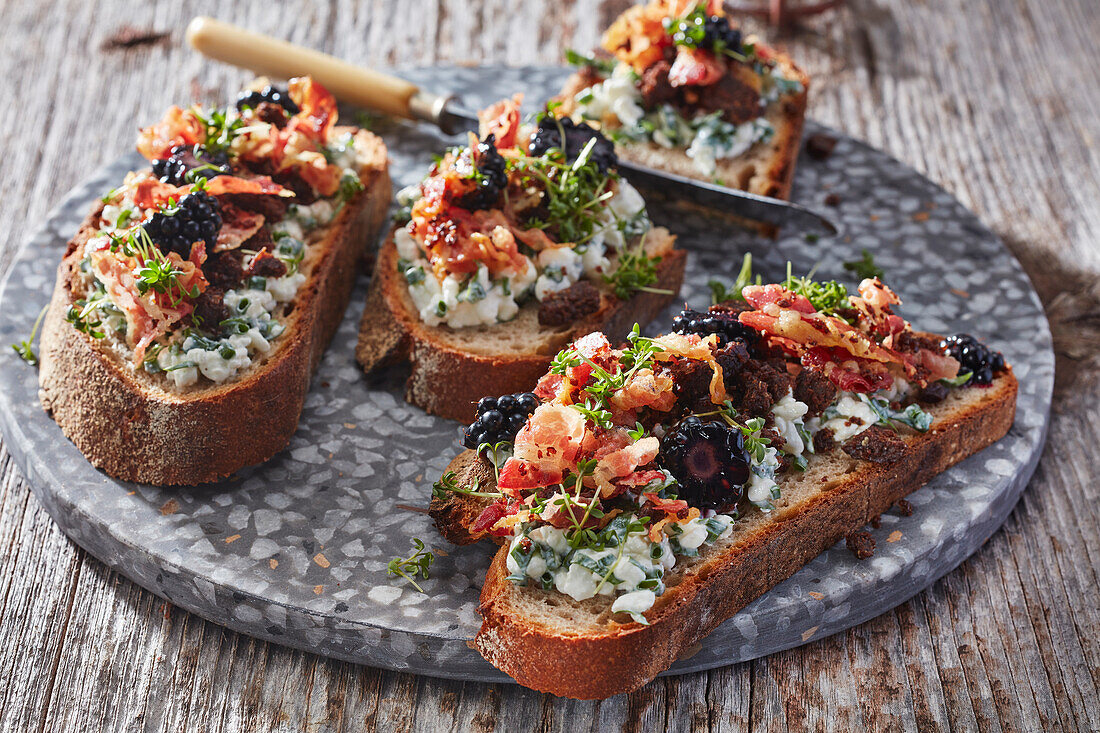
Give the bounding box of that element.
[236,85,300,115]
[672,307,756,346]
[142,191,222,258]
[462,391,540,449]
[664,12,742,55]
[658,416,751,511]
[527,117,617,173]
[151,145,231,186]
[453,134,509,211]
[702,15,742,53]
[940,334,1005,386]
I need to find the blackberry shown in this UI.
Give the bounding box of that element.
[463,391,540,449]
[142,191,222,258]
[658,416,751,511]
[151,145,231,186]
[672,307,756,346]
[940,333,1005,386]
[664,12,742,55]
[236,85,300,115]
[527,117,617,173]
[454,134,509,211]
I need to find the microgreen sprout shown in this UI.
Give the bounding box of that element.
[387,538,435,593]
[783,262,850,316]
[11,305,48,365]
[707,253,759,304]
[430,471,503,500]
[843,248,885,280]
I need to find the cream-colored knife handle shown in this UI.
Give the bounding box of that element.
[186,16,453,124]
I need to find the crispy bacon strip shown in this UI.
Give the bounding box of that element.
[286,77,337,143]
[87,241,207,364]
[742,284,816,314]
[136,106,203,160]
[668,46,725,87]
[215,202,264,252]
[498,404,588,491]
[739,281,961,390]
[130,174,291,211]
[478,95,523,150]
[592,437,659,497]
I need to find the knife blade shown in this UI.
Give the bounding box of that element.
[186,16,839,236]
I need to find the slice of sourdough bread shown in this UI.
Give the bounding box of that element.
[356,227,685,424]
[38,133,390,486]
[558,53,809,201]
[438,370,1016,698]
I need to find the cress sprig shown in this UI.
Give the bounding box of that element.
[782,262,850,317]
[386,538,435,593]
[108,226,201,308]
[511,131,614,247]
[707,252,760,305]
[843,249,884,280]
[550,324,665,426]
[11,305,49,365]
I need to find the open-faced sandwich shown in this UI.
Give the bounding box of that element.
[428,262,1017,698]
[356,97,685,423]
[557,0,808,196]
[38,77,390,485]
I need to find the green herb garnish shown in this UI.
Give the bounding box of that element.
[783,262,850,316]
[191,106,244,155]
[940,371,973,388]
[564,49,617,75]
[387,538,434,593]
[510,132,613,246]
[708,253,759,304]
[11,305,48,365]
[110,227,201,307]
[663,5,750,62]
[431,471,503,500]
[605,243,667,300]
[553,324,665,423]
[843,249,884,280]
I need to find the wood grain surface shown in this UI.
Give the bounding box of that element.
[1,0,1097,730]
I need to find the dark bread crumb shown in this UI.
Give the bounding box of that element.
[846,530,876,559]
[805,133,838,160]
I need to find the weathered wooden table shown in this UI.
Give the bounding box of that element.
[1,0,1097,729]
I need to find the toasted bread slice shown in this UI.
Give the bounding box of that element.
[356,226,685,423]
[436,370,1017,698]
[38,135,390,485]
[558,52,809,201]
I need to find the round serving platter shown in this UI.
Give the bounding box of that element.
[0,66,1052,682]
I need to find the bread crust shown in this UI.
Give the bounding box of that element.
[356,228,686,424]
[469,370,1018,698]
[38,149,391,485]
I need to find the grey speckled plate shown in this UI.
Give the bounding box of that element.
[0,67,1052,683]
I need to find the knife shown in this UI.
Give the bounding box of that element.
[185,16,838,236]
